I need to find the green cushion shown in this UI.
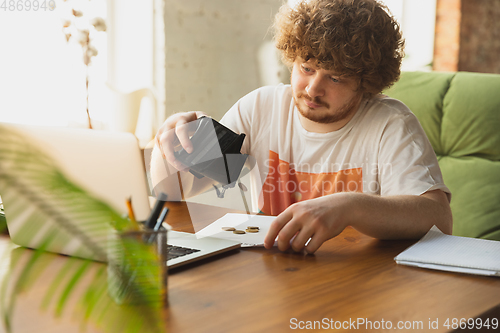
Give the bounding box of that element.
[385,71,500,241]
[441,72,500,160]
[439,156,500,240]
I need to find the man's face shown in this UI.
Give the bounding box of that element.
[291,58,363,131]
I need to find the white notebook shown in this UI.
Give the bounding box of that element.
[395,226,500,277]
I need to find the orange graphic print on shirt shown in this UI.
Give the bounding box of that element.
[259,151,363,216]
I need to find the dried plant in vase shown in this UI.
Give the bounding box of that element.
[61,4,107,129]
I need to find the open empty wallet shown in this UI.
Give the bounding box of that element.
[173,116,248,186]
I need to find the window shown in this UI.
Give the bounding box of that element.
[382,0,437,71]
[0,0,108,127]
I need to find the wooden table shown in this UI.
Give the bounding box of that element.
[1,202,499,333]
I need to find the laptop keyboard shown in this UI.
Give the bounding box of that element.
[167,244,201,261]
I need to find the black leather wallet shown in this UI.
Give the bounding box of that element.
[173,116,248,186]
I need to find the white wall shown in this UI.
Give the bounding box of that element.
[163,0,284,121]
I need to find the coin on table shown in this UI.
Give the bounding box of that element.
[245,228,259,233]
[233,230,246,234]
[222,227,236,231]
[247,226,259,230]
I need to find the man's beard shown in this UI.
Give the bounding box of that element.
[294,93,362,124]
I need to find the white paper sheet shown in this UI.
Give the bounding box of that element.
[395,226,500,277]
[195,213,276,247]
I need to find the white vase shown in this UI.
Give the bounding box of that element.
[107,84,157,135]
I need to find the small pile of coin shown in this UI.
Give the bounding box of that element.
[222,226,260,234]
[245,226,259,233]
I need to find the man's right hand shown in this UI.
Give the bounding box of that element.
[155,111,208,171]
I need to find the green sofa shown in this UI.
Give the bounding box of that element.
[385,71,500,241]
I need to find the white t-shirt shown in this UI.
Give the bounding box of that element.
[221,84,450,216]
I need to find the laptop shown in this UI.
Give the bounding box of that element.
[0,123,241,268]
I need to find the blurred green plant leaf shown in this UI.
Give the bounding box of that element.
[0,125,165,333]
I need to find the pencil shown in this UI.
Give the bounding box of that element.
[126,197,140,231]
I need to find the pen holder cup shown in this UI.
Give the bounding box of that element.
[107,229,168,306]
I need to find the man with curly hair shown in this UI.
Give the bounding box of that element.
[151,0,452,254]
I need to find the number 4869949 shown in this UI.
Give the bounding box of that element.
[443,318,499,330]
[1,0,56,11]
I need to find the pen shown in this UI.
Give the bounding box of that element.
[154,207,169,231]
[144,192,168,229]
[125,197,140,231]
[145,206,169,244]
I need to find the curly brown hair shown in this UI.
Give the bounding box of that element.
[274,0,405,96]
